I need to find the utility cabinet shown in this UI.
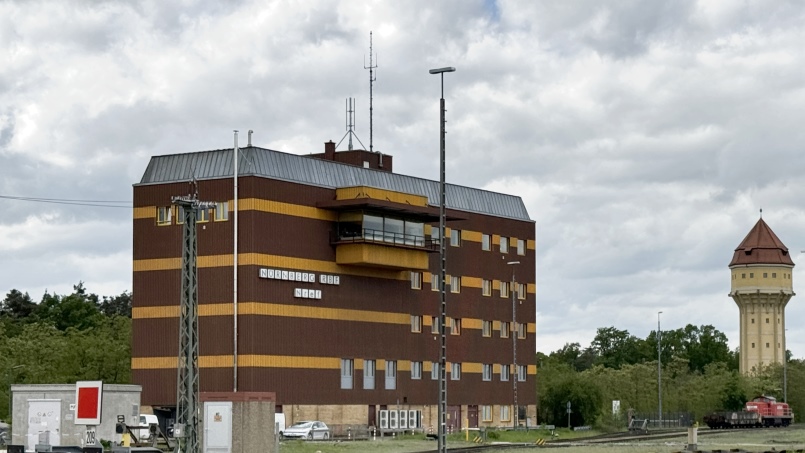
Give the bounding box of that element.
[200,392,276,453]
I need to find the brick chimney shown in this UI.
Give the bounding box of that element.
[324,140,336,160]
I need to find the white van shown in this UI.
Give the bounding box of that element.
[138,414,159,440]
[275,413,286,437]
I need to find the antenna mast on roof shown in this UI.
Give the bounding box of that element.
[336,97,367,151]
[364,32,378,154]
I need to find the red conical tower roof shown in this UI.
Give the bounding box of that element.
[729,218,794,266]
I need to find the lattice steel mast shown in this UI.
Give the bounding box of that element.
[174,194,215,453]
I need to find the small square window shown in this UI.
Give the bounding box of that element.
[742,273,746,279]
[766,342,770,348]
[411,272,422,290]
[766,318,769,324]
[482,364,492,381]
[411,315,422,333]
[763,273,768,278]
[482,320,492,337]
[450,276,461,293]
[500,236,509,253]
[482,234,491,251]
[451,363,461,380]
[450,230,461,247]
[482,279,492,296]
[750,273,754,278]
[214,201,229,221]
[500,364,510,381]
[772,273,777,278]
[752,343,755,348]
[156,206,172,226]
[751,318,755,324]
[411,361,422,380]
[450,318,461,335]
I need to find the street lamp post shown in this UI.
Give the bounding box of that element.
[784,328,788,403]
[430,65,455,453]
[507,260,520,429]
[657,311,662,428]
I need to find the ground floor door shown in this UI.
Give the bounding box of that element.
[203,401,232,453]
[446,405,460,432]
[368,405,376,428]
[467,405,479,428]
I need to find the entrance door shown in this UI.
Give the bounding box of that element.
[27,400,61,452]
[446,406,460,432]
[368,405,376,428]
[467,405,479,428]
[203,401,232,453]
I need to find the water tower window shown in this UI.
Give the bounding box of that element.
[751,343,755,348]
[750,273,754,278]
[772,273,777,278]
[763,273,768,278]
[766,318,769,324]
[742,273,746,279]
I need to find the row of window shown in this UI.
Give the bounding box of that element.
[751,342,781,349]
[434,229,527,256]
[339,359,527,390]
[411,315,527,339]
[750,317,780,324]
[410,273,527,299]
[156,203,229,225]
[733,272,791,279]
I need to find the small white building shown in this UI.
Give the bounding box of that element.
[11,383,141,451]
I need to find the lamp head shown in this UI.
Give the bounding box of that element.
[429,67,456,74]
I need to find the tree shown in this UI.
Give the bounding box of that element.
[100,291,132,318]
[0,289,36,319]
[35,283,103,331]
[590,327,649,369]
[540,372,602,427]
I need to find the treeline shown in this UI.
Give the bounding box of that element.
[0,283,132,422]
[537,325,804,428]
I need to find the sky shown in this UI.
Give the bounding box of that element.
[2,0,805,359]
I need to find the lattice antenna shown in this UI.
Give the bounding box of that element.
[364,31,378,155]
[336,97,367,151]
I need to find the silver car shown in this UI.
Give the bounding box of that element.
[280,420,330,440]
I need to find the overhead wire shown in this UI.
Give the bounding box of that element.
[0,194,131,208]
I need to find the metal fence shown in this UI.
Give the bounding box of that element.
[631,411,695,429]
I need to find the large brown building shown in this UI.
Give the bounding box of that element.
[132,142,536,432]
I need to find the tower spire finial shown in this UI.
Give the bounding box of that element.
[760,208,763,218]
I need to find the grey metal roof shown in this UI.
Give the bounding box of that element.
[138,147,532,221]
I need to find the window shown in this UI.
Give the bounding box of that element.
[156,206,172,226]
[214,201,229,221]
[517,239,525,256]
[482,320,492,337]
[411,361,422,380]
[450,318,461,335]
[450,229,461,247]
[450,276,461,293]
[750,273,754,278]
[500,364,510,381]
[482,234,491,251]
[450,363,461,380]
[411,315,422,333]
[742,273,746,278]
[517,283,526,300]
[340,359,353,389]
[431,362,439,380]
[431,226,441,245]
[752,343,755,348]
[763,273,768,278]
[517,322,527,339]
[482,279,492,296]
[766,342,770,348]
[431,316,439,334]
[197,207,210,223]
[481,405,492,422]
[500,236,509,253]
[385,360,397,390]
[411,272,422,290]
[501,321,510,338]
[176,205,185,224]
[766,318,769,324]
[517,365,527,382]
[364,359,375,389]
[482,364,492,381]
[773,273,777,278]
[500,405,510,421]
[431,273,440,291]
[500,281,509,298]
[751,318,755,324]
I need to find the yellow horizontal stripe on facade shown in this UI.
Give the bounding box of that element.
[239,302,409,325]
[462,363,483,373]
[462,276,482,289]
[398,361,411,372]
[132,357,176,369]
[133,206,153,219]
[239,355,340,369]
[134,306,179,319]
[527,284,536,294]
[463,319,482,330]
[462,230,481,243]
[239,198,336,221]
[527,240,536,250]
[527,324,536,333]
[528,365,537,374]
[201,355,234,368]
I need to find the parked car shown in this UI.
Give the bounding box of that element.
[137,414,159,440]
[280,421,330,440]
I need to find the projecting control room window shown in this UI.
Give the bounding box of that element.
[337,212,425,247]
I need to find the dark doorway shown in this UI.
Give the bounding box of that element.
[467,405,479,428]
[368,405,376,428]
[447,405,461,432]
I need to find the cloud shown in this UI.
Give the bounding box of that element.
[2,0,805,360]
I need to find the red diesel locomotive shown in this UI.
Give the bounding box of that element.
[704,396,793,428]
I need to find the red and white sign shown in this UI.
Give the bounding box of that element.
[75,381,103,425]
